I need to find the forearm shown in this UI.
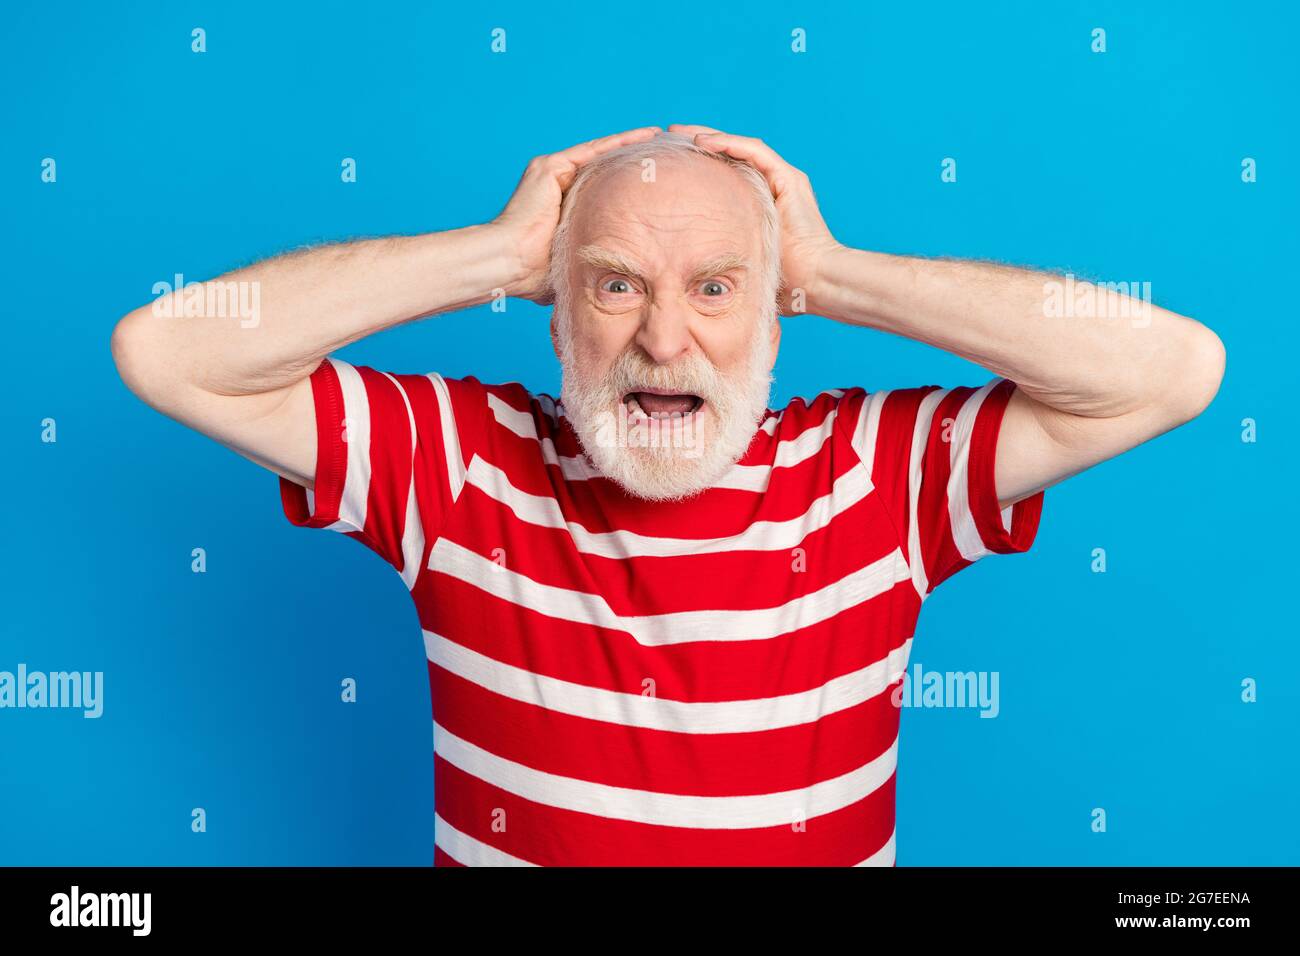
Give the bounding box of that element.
[113,222,521,400]
[808,246,1224,421]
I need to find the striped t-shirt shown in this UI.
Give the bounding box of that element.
[280,357,1044,866]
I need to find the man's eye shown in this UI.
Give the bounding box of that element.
[601,278,636,294]
[699,280,729,296]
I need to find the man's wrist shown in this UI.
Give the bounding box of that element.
[460,222,531,301]
[804,244,893,327]
[414,222,533,312]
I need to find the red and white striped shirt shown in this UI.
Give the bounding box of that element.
[280,358,1044,866]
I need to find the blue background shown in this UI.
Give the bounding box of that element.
[2,0,1295,865]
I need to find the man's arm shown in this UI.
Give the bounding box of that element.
[670,126,1226,509]
[806,250,1226,509]
[109,126,662,488]
[110,226,523,488]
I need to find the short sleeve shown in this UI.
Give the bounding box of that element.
[279,357,491,586]
[834,377,1044,597]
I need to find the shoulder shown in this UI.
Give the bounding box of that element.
[429,377,571,446]
[318,362,558,443]
[766,383,968,468]
[765,385,898,443]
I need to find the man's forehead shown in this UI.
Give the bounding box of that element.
[576,243,751,280]
[569,159,763,272]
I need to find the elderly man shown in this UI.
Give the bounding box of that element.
[111,125,1225,866]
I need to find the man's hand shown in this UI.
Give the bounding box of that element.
[492,125,662,303]
[668,124,843,316]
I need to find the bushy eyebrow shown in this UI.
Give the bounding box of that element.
[575,245,751,283]
[688,253,750,282]
[576,245,644,278]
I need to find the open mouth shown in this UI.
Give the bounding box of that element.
[623,390,705,420]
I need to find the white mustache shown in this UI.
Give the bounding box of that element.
[606,353,722,404]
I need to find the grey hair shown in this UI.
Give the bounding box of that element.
[546,131,782,323]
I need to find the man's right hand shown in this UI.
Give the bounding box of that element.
[490,126,661,303]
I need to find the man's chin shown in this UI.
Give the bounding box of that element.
[600,453,724,503]
[584,427,735,502]
[564,386,767,502]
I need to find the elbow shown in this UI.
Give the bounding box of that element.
[110,308,144,396]
[110,306,168,407]
[1169,323,1226,424]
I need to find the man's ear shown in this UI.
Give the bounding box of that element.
[767,316,782,372]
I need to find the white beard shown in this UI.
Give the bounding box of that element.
[557,316,775,502]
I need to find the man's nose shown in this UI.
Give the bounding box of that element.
[634,299,694,365]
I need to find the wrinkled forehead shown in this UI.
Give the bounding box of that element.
[568,156,765,273]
